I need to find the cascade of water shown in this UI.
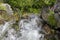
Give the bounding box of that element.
[1,14,44,40]
[0,21,14,39]
[18,14,44,40]
[0,3,14,40]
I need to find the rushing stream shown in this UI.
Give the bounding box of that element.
[18,14,44,40]
[1,2,60,40]
[0,0,60,40]
[0,14,44,40]
[0,3,45,40]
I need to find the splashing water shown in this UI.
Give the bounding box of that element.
[1,14,44,40]
[18,14,44,40]
[0,3,15,40]
[0,3,44,40]
[0,21,14,39]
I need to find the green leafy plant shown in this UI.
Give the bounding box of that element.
[43,0,56,6]
[4,0,56,13]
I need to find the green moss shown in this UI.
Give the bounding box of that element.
[48,10,57,27]
[28,8,40,13]
[0,4,6,10]
[48,15,57,26]
[43,0,56,6]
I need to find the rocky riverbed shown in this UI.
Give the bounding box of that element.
[0,0,60,40]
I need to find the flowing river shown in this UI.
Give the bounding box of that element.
[0,14,44,40]
[0,3,45,40]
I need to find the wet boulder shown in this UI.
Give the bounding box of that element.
[0,3,15,40]
[0,3,13,15]
[41,7,57,27]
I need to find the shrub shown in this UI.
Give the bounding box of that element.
[4,0,56,13]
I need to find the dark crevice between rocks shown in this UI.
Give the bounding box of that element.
[39,14,60,33]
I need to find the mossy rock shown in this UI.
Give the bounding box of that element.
[47,10,57,27]
[48,14,57,27]
[57,22,60,28]
[13,12,20,21]
[42,9,57,27]
[0,3,6,10]
[0,10,14,22]
[0,3,14,22]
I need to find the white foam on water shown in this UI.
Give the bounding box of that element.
[18,14,44,40]
[1,14,44,40]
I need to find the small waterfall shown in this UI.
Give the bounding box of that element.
[18,14,44,40]
[0,3,45,40]
[0,21,14,39]
[1,14,44,40]
[0,3,15,40]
